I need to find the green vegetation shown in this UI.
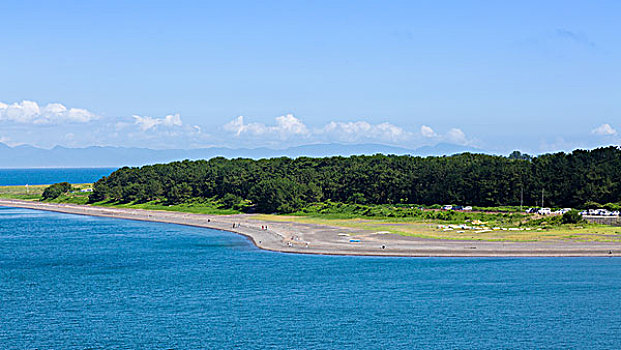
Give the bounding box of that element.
[562,209,584,225]
[0,184,47,200]
[88,146,621,213]
[0,183,92,200]
[41,182,72,199]
[91,198,241,215]
[583,201,621,211]
[1,146,619,243]
[293,201,526,225]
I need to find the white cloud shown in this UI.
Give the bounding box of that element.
[64,108,97,123]
[133,113,183,131]
[0,136,17,146]
[591,123,617,136]
[221,115,479,147]
[420,125,473,146]
[222,116,248,135]
[223,115,412,144]
[320,121,409,142]
[446,128,468,145]
[420,125,437,138]
[133,115,161,131]
[0,100,98,124]
[0,100,485,151]
[223,114,310,139]
[0,101,204,149]
[116,113,204,148]
[275,114,309,137]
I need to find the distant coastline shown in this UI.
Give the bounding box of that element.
[1,199,619,257]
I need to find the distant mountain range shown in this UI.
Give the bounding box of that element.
[0,142,484,168]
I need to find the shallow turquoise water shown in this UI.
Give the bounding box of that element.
[1,207,620,349]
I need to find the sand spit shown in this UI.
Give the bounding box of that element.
[1,199,620,257]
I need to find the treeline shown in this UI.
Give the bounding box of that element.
[89,146,621,213]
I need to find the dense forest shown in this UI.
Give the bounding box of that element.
[89,146,621,213]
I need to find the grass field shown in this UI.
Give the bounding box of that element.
[255,214,621,242]
[0,184,92,200]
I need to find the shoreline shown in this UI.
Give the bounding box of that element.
[0,198,619,257]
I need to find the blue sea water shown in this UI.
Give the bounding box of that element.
[1,207,620,349]
[0,168,116,186]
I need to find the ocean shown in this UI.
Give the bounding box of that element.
[0,168,116,186]
[1,207,620,349]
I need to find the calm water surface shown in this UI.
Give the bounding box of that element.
[0,168,115,186]
[1,207,620,349]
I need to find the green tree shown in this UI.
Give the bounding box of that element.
[250,178,303,213]
[168,183,192,203]
[561,210,583,224]
[86,146,621,213]
[347,192,367,204]
[42,182,72,200]
[220,193,242,208]
[508,150,532,161]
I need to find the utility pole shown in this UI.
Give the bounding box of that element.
[541,188,544,208]
[520,187,523,212]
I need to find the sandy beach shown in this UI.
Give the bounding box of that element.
[1,198,619,257]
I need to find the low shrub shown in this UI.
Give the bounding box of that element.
[561,210,583,225]
[42,182,72,200]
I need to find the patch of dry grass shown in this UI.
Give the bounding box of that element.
[254,214,621,242]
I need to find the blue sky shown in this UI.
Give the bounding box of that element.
[0,0,619,153]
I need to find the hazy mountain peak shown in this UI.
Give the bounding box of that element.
[0,142,483,168]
